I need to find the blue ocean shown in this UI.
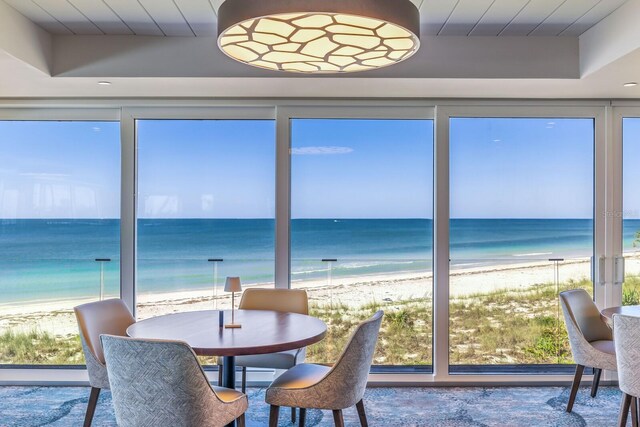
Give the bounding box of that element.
[0,218,638,304]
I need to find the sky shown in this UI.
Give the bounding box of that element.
[0,121,120,219]
[137,120,275,218]
[291,119,433,218]
[450,118,594,219]
[0,116,620,220]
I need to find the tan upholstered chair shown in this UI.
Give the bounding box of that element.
[559,289,617,413]
[218,288,309,423]
[613,314,640,427]
[74,299,135,427]
[101,335,247,427]
[266,310,384,427]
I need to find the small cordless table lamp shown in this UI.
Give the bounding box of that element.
[224,277,242,329]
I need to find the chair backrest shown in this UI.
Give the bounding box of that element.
[614,314,640,397]
[239,288,309,315]
[101,335,244,426]
[559,289,611,342]
[74,299,135,364]
[321,310,383,408]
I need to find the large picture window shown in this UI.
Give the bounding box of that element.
[290,119,434,368]
[135,120,276,320]
[449,117,594,372]
[0,120,120,366]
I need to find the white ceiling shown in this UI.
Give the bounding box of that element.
[0,0,640,99]
[2,0,629,37]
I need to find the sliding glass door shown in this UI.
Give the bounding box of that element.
[449,117,594,372]
[289,118,434,368]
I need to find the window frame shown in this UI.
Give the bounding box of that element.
[435,105,608,384]
[0,100,624,386]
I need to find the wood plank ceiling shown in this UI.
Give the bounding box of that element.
[2,0,630,37]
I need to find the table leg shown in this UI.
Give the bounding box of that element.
[222,356,236,427]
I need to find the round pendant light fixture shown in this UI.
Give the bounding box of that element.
[217,0,420,73]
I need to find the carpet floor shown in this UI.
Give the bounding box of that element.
[0,385,632,426]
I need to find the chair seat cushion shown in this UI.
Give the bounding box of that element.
[212,386,246,403]
[590,339,616,355]
[220,349,303,370]
[269,363,331,390]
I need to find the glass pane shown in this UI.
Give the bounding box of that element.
[449,118,594,372]
[290,119,434,367]
[136,120,275,320]
[623,118,640,304]
[0,121,120,365]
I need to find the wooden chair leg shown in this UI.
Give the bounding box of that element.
[332,409,345,427]
[291,407,296,423]
[591,368,602,398]
[241,366,247,394]
[632,396,639,427]
[299,408,307,427]
[269,405,280,427]
[236,413,246,427]
[567,364,585,412]
[620,393,632,427]
[356,400,368,427]
[83,387,101,427]
[218,365,223,386]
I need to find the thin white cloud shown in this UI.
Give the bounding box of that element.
[291,146,354,155]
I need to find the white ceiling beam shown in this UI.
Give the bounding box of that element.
[0,1,52,75]
[579,0,640,78]
[51,34,578,79]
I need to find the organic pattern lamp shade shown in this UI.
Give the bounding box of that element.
[217,0,420,73]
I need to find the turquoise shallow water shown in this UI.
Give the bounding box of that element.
[0,218,637,304]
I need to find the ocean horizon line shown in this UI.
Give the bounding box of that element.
[0,217,600,220]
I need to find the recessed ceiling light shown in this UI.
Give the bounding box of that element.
[624,82,638,87]
[97,81,112,86]
[217,0,420,74]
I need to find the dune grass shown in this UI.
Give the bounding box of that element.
[0,275,635,366]
[307,278,592,366]
[0,329,83,365]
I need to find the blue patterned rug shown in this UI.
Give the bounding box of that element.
[0,385,630,426]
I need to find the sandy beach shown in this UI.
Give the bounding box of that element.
[0,254,618,338]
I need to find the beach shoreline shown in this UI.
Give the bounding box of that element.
[0,254,618,337]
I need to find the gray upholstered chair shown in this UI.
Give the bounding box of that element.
[218,288,309,423]
[559,289,617,412]
[613,313,640,427]
[74,298,135,427]
[266,310,384,427]
[101,335,248,427]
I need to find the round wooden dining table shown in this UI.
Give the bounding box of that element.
[127,309,327,427]
[600,305,640,328]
